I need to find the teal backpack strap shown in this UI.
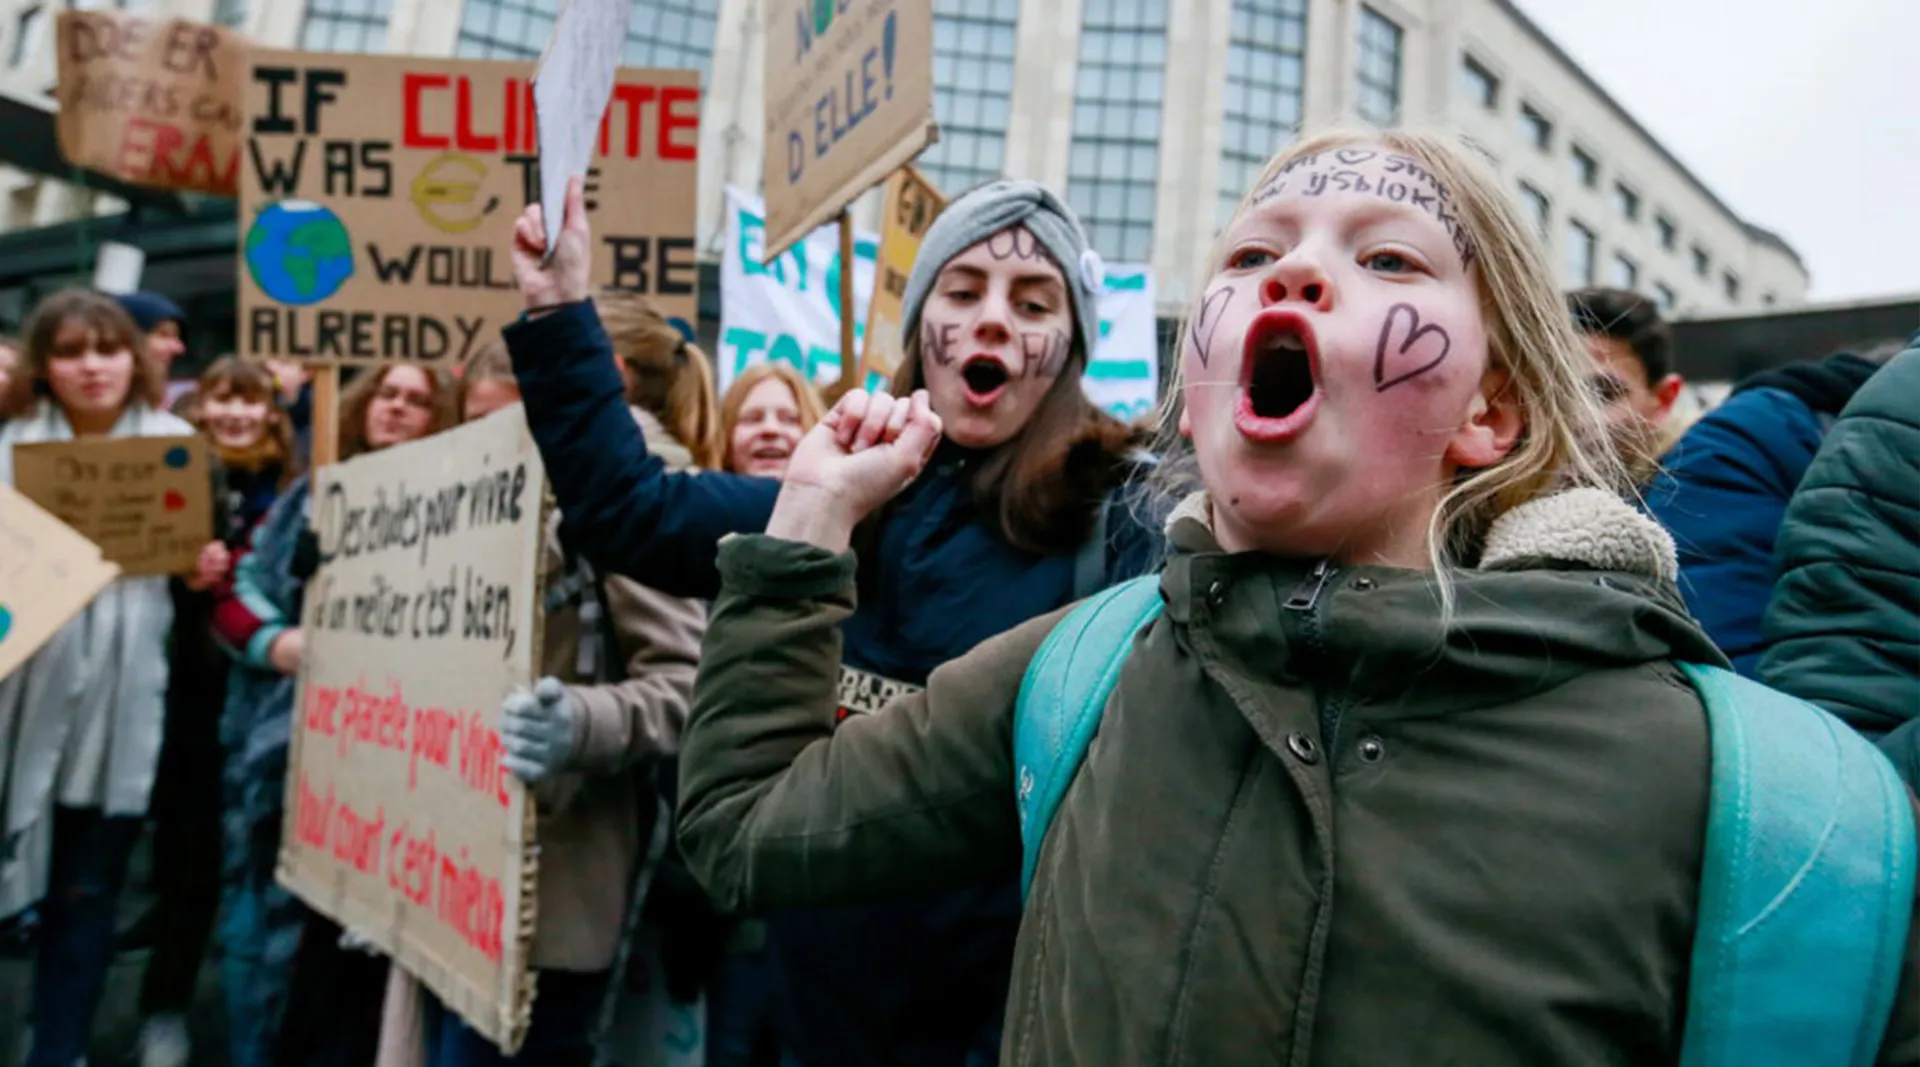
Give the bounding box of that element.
[1678,662,1917,1067]
[1013,575,1164,898]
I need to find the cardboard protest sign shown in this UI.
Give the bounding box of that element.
[859,166,944,388]
[279,405,546,1052]
[239,52,699,367]
[761,0,936,260]
[533,0,631,261]
[718,185,878,390]
[53,10,245,196]
[10,436,211,578]
[0,484,121,682]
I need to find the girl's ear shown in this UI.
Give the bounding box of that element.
[1445,369,1523,470]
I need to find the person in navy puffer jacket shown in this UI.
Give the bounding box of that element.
[1644,350,1881,676]
[501,177,1166,1067]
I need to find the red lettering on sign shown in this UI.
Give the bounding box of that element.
[660,85,698,161]
[402,72,451,149]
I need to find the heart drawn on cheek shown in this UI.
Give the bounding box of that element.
[1373,303,1453,392]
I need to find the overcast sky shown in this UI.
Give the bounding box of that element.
[1516,0,1919,304]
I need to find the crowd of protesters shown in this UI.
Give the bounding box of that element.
[0,121,1913,1067]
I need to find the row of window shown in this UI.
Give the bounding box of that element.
[1461,54,1761,307]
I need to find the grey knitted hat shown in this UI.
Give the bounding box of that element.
[899,179,1105,365]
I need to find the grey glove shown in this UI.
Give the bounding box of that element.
[500,676,580,783]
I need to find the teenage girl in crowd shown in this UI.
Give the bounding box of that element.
[134,357,299,1067]
[719,362,823,478]
[669,129,1920,1065]
[0,290,225,1067]
[215,364,456,1067]
[427,333,708,1066]
[504,178,1162,1066]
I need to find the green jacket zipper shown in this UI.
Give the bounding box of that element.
[1284,559,1348,753]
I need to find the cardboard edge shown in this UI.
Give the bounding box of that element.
[761,119,940,264]
[497,439,551,1055]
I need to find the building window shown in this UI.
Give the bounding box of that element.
[1654,282,1676,313]
[1611,253,1638,290]
[459,0,718,79]
[1460,54,1498,110]
[1655,214,1677,251]
[1570,144,1598,188]
[211,0,247,26]
[1723,270,1741,302]
[11,4,44,68]
[1613,182,1640,221]
[300,0,392,52]
[1067,0,1168,262]
[1218,0,1307,225]
[923,0,1019,195]
[1692,245,1711,278]
[1517,181,1550,239]
[1566,219,1596,284]
[1354,6,1402,127]
[1519,104,1552,151]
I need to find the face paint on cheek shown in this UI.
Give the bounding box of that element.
[1018,330,1071,379]
[1372,303,1454,392]
[921,319,960,366]
[1187,286,1234,369]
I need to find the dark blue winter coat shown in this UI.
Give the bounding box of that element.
[1645,353,1878,676]
[503,301,1164,1067]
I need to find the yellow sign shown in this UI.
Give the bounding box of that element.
[860,165,945,388]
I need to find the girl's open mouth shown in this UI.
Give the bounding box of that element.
[960,356,1011,407]
[1234,312,1321,443]
[750,441,792,461]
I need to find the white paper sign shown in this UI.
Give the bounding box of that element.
[719,186,1160,421]
[533,0,632,259]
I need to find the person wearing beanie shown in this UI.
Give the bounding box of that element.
[113,291,188,376]
[499,177,1165,1067]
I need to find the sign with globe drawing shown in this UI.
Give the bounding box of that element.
[238,51,699,366]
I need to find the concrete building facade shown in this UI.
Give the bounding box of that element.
[0,0,1808,320]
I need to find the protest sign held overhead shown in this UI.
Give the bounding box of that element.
[533,0,631,262]
[860,166,944,387]
[53,10,246,196]
[761,0,936,260]
[279,405,546,1052]
[239,52,699,367]
[10,435,211,578]
[0,484,120,682]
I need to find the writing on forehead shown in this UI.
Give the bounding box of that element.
[1249,152,1476,268]
[986,228,1044,262]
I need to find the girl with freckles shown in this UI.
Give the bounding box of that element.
[669,129,1920,1066]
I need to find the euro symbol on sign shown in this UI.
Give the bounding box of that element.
[410,152,500,235]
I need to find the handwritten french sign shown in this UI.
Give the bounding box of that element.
[761,0,936,261]
[859,165,944,388]
[0,484,121,682]
[279,404,546,1053]
[238,51,699,366]
[10,435,211,578]
[53,10,245,196]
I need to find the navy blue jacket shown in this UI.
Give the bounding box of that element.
[1645,354,1877,676]
[504,302,1163,1067]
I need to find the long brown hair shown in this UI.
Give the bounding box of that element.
[890,330,1140,555]
[1,289,165,418]
[599,293,720,468]
[717,361,825,473]
[338,364,458,460]
[459,340,517,419]
[196,356,297,485]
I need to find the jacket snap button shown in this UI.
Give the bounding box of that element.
[1358,736,1386,763]
[1286,733,1319,764]
[1206,580,1226,607]
[1350,577,1376,591]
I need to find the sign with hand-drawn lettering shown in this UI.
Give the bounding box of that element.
[10,436,211,578]
[761,0,935,261]
[859,166,943,388]
[53,10,245,196]
[0,484,121,682]
[279,405,546,1052]
[239,51,699,366]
